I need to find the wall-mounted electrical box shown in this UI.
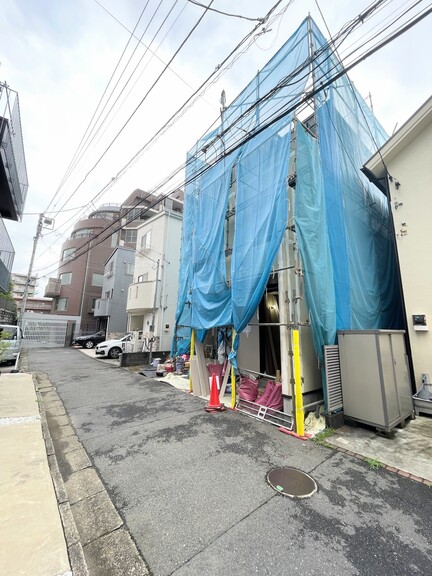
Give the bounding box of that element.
[413,315,428,331]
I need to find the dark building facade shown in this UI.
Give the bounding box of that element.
[0,82,28,293]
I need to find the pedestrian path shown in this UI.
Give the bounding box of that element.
[328,417,432,483]
[0,373,71,576]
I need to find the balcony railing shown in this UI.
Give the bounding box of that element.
[0,84,28,221]
[94,298,112,317]
[126,281,155,313]
[0,218,14,292]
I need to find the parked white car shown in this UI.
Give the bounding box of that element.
[0,324,23,364]
[95,333,132,359]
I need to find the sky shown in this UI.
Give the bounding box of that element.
[1,0,431,295]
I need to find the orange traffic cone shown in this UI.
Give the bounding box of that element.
[205,373,226,412]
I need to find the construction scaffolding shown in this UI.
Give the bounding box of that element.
[173,16,403,429]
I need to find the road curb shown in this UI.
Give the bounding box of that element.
[34,371,90,576]
[22,347,151,575]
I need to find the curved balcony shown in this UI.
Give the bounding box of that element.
[126,281,156,314]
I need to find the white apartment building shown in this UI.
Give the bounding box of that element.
[126,205,182,352]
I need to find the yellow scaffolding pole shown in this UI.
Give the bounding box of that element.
[189,329,195,393]
[231,329,236,408]
[292,328,304,436]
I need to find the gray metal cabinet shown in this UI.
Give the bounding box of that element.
[337,330,414,433]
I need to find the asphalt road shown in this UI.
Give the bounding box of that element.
[29,347,432,576]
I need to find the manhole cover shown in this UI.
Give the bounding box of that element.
[267,467,317,499]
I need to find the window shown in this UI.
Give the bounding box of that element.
[91,211,116,220]
[91,298,97,310]
[141,230,151,251]
[63,248,76,261]
[72,228,93,239]
[125,262,134,276]
[56,298,68,311]
[124,229,137,243]
[138,273,148,283]
[105,290,112,299]
[126,208,146,222]
[59,272,72,285]
[92,273,104,287]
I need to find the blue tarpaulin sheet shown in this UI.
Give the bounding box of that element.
[173,17,403,364]
[295,122,336,364]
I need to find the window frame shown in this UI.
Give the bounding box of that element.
[91,273,104,287]
[62,248,76,261]
[140,230,152,251]
[59,272,72,285]
[56,297,69,311]
[124,229,138,243]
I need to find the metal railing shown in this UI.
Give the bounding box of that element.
[0,83,28,219]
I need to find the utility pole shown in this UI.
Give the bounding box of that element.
[19,213,44,330]
[79,231,93,329]
[148,258,160,367]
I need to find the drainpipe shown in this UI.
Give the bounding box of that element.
[79,232,93,327]
[148,258,160,367]
[159,213,170,349]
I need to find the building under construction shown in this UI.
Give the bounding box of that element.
[172,16,406,432]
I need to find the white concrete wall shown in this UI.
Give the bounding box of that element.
[387,120,432,390]
[157,213,182,351]
[127,210,182,352]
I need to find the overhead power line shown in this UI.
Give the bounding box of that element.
[45,1,151,214]
[35,0,431,278]
[35,0,290,258]
[50,0,217,219]
[53,0,180,207]
[92,0,211,97]
[187,0,265,22]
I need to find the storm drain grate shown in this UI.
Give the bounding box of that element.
[267,467,317,499]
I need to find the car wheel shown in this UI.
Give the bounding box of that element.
[108,346,121,359]
[84,340,95,349]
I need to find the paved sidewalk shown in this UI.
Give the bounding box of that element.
[26,347,432,576]
[0,373,71,576]
[328,418,432,483]
[4,349,432,575]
